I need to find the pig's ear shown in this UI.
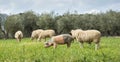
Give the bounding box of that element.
[44,42,48,45]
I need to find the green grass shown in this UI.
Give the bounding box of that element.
[0,37,120,62]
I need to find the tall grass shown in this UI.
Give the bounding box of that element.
[0,37,120,62]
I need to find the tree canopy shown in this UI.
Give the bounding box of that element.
[1,10,120,38]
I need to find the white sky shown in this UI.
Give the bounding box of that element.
[0,0,120,15]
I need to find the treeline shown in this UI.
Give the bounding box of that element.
[2,10,120,38]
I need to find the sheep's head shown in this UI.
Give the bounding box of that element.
[70,30,76,38]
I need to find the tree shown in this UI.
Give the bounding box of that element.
[37,12,57,32]
[5,14,23,38]
[0,13,8,39]
[21,11,39,37]
[2,10,120,37]
[56,12,74,34]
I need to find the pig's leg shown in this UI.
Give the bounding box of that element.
[53,43,57,49]
[67,43,71,48]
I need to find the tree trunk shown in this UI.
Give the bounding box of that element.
[2,30,8,39]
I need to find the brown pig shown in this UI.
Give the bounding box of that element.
[45,34,73,48]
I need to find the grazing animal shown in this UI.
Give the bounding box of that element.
[31,29,44,41]
[71,29,101,50]
[71,29,82,39]
[37,29,56,41]
[14,31,23,42]
[45,34,74,48]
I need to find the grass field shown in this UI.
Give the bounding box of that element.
[0,37,120,62]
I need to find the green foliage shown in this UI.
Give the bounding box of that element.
[3,10,120,38]
[57,12,74,34]
[0,13,8,39]
[0,37,120,62]
[37,12,56,30]
[21,11,39,37]
[5,14,23,38]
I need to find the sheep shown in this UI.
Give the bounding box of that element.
[31,29,44,41]
[71,29,82,39]
[70,29,83,42]
[44,34,74,48]
[37,29,56,41]
[71,29,101,50]
[14,30,23,42]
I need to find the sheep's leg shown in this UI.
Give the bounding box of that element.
[88,41,91,44]
[76,37,79,42]
[88,41,92,46]
[37,38,39,41]
[31,37,34,41]
[45,37,46,42]
[17,38,19,42]
[72,39,75,43]
[80,42,84,48]
[95,43,99,50]
[94,39,100,50]
[19,38,21,42]
[19,37,22,42]
[72,39,76,43]
[35,37,38,42]
[37,39,39,42]
[37,36,41,42]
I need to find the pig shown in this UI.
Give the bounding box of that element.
[45,34,74,48]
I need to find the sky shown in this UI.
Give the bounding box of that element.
[0,0,120,15]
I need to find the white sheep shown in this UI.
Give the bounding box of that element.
[14,30,23,42]
[71,29,101,50]
[31,29,44,41]
[71,29,82,39]
[37,29,56,41]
